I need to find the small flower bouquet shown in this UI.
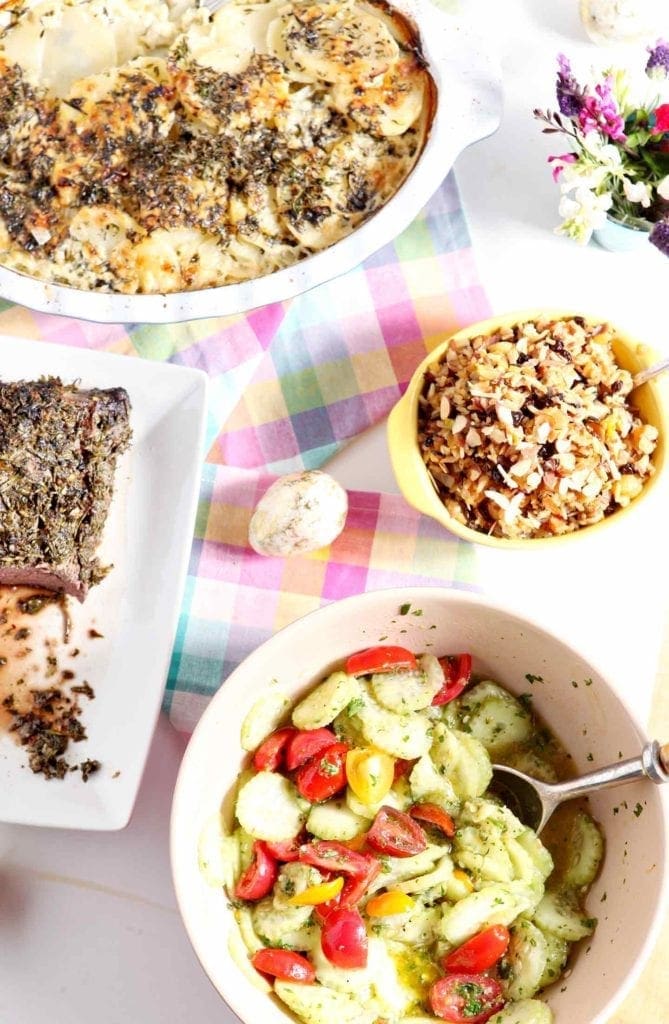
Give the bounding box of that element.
[535,41,669,255]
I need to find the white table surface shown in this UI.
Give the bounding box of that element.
[2,1,668,1021]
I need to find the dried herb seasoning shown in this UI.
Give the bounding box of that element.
[0,377,131,600]
[2,685,100,780]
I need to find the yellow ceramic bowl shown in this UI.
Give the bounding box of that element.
[387,309,669,548]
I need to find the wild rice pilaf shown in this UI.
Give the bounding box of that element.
[417,316,658,539]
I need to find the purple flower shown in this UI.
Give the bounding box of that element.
[578,78,626,142]
[556,54,584,117]
[650,219,669,257]
[646,40,669,79]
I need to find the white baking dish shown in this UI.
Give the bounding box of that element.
[0,3,502,323]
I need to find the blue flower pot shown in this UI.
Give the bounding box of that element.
[593,215,651,253]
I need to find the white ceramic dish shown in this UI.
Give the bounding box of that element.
[171,587,668,1024]
[0,3,502,324]
[0,334,207,829]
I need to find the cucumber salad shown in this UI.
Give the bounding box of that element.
[201,645,605,1024]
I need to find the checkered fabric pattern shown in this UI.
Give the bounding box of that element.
[166,466,479,732]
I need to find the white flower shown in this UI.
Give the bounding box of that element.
[658,175,669,202]
[581,134,623,171]
[622,178,652,208]
[558,188,613,245]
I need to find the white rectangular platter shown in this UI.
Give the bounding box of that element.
[0,335,207,829]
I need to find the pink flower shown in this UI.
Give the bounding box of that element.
[548,153,577,182]
[652,103,669,134]
[577,79,626,142]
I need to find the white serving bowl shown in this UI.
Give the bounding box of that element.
[171,588,668,1024]
[0,3,502,323]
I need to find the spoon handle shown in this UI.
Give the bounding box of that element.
[550,741,669,803]
[550,755,648,803]
[633,355,669,388]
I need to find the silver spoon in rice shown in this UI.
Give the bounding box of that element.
[490,740,669,833]
[633,355,669,389]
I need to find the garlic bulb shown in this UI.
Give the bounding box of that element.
[248,471,348,557]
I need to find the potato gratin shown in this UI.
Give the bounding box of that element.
[0,0,434,293]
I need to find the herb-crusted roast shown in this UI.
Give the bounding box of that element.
[0,377,131,600]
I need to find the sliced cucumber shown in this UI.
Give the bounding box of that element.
[458,798,525,839]
[532,889,596,942]
[198,816,239,889]
[537,929,569,989]
[307,798,367,841]
[430,725,492,800]
[240,687,290,751]
[292,671,361,730]
[454,824,515,884]
[464,695,533,755]
[502,920,548,1001]
[397,854,454,896]
[371,667,438,713]
[274,981,380,1024]
[228,919,271,993]
[514,828,554,883]
[273,863,323,909]
[333,707,367,747]
[458,680,513,709]
[368,936,414,1017]
[439,881,537,945]
[561,812,604,889]
[235,905,265,954]
[488,1000,554,1024]
[504,747,558,784]
[358,686,432,760]
[236,771,308,842]
[371,902,440,945]
[346,784,407,820]
[252,895,313,946]
[367,845,445,894]
[409,754,459,810]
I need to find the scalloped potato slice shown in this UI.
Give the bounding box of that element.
[184,1,280,73]
[3,4,118,94]
[331,55,426,137]
[267,0,399,85]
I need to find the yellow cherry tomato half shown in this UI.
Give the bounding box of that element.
[346,747,395,806]
[366,891,415,917]
[288,875,344,906]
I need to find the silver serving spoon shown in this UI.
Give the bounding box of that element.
[491,740,669,833]
[633,356,669,389]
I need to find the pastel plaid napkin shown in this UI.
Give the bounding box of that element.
[166,466,479,733]
[0,171,489,727]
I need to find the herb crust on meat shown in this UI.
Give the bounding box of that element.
[0,378,131,599]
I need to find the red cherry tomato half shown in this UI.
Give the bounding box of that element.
[253,728,298,773]
[443,926,511,974]
[285,728,337,772]
[299,840,375,877]
[367,806,428,857]
[264,833,304,863]
[234,841,278,902]
[345,645,418,677]
[429,973,505,1023]
[340,856,381,905]
[314,854,381,922]
[409,802,456,839]
[393,758,416,782]
[321,907,368,968]
[295,742,348,803]
[251,948,316,984]
[431,654,473,707]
